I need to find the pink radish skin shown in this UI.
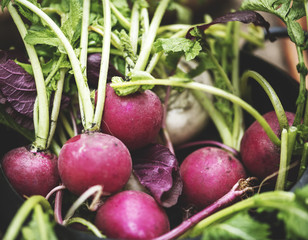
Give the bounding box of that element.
[2,146,59,197]
[101,84,163,150]
[240,111,295,182]
[95,190,170,240]
[58,132,132,196]
[180,147,247,210]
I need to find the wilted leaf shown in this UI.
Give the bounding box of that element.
[186,10,273,41]
[132,144,183,207]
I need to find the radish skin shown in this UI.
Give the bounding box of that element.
[2,147,59,197]
[95,190,170,240]
[58,132,132,196]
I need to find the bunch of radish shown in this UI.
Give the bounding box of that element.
[1,0,308,239]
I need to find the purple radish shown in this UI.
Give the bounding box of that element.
[58,132,132,196]
[2,146,59,197]
[180,147,247,209]
[95,190,170,240]
[100,84,163,150]
[240,111,295,182]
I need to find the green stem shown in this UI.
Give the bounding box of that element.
[50,140,61,156]
[130,1,139,55]
[231,21,244,149]
[65,217,105,238]
[298,142,308,181]
[47,68,66,149]
[241,70,289,131]
[294,46,307,126]
[60,113,75,138]
[140,7,149,46]
[89,25,122,50]
[192,90,233,147]
[34,204,49,240]
[45,54,65,86]
[3,196,52,240]
[221,22,233,71]
[79,0,91,70]
[134,0,170,71]
[63,185,103,223]
[110,1,130,30]
[15,0,94,130]
[57,123,68,146]
[8,3,49,151]
[93,0,111,129]
[207,50,234,92]
[275,129,288,190]
[157,24,191,35]
[184,191,295,238]
[111,79,281,146]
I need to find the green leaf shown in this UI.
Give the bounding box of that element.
[154,38,202,61]
[286,20,305,46]
[60,0,83,44]
[111,71,154,96]
[117,29,137,70]
[201,211,271,240]
[240,0,305,22]
[21,210,57,240]
[276,186,308,239]
[1,0,10,10]
[24,25,62,48]
[15,0,41,24]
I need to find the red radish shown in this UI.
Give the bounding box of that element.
[180,147,247,209]
[94,190,170,240]
[2,146,59,197]
[58,132,132,196]
[240,111,295,182]
[100,84,163,150]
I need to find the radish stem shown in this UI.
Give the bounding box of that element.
[111,79,281,146]
[110,1,130,30]
[134,0,170,71]
[154,179,253,240]
[65,217,105,238]
[8,3,49,151]
[15,0,94,130]
[3,196,52,240]
[241,70,289,130]
[47,69,66,149]
[184,191,295,238]
[275,129,288,190]
[33,204,48,240]
[93,0,111,128]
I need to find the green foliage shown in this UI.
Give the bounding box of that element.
[21,209,58,240]
[154,37,202,62]
[201,212,271,240]
[240,0,306,46]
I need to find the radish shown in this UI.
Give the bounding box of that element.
[58,132,132,196]
[165,59,212,146]
[179,146,247,209]
[240,111,296,182]
[2,146,59,197]
[94,190,170,240]
[100,84,163,150]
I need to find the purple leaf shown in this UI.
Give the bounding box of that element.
[132,144,183,208]
[87,53,124,88]
[186,10,273,41]
[0,59,37,120]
